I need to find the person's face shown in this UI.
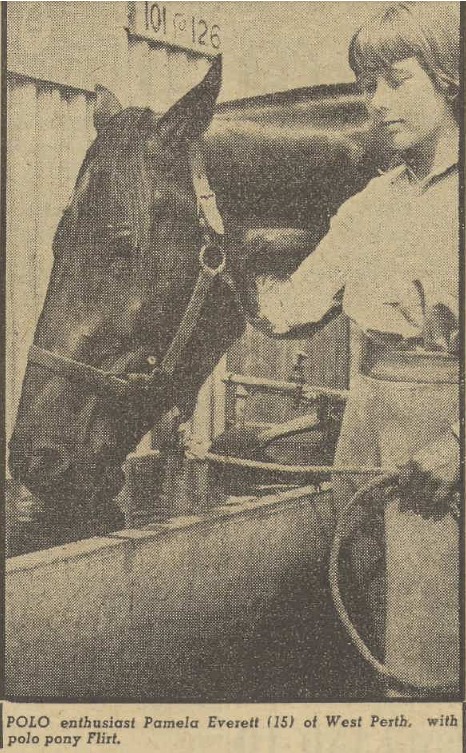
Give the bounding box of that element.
[359,57,453,152]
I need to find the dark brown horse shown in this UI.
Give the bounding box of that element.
[8,58,377,551]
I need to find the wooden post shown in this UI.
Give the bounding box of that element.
[128,36,151,108]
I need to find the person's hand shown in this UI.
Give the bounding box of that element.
[423,302,459,353]
[397,430,460,520]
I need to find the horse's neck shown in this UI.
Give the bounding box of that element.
[203,91,378,229]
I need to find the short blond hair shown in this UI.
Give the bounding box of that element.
[349,2,460,118]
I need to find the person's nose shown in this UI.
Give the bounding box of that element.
[368,80,392,117]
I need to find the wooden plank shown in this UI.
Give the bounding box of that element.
[167,48,193,105]
[58,92,72,208]
[185,50,209,92]
[192,53,210,81]
[191,373,213,449]
[66,93,89,189]
[7,81,38,439]
[128,36,151,108]
[35,86,62,313]
[59,92,88,204]
[129,2,221,58]
[147,44,171,114]
[211,354,227,439]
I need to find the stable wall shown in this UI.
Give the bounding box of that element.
[8,2,397,101]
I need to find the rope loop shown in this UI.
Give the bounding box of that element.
[329,472,459,693]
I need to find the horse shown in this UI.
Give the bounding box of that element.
[8,57,377,553]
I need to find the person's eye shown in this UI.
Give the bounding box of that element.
[151,190,171,220]
[386,72,411,89]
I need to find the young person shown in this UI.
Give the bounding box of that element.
[248,3,460,695]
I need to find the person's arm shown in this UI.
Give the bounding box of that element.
[242,203,354,337]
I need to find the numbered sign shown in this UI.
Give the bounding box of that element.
[129,1,221,56]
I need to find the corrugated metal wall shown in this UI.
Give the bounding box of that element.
[127,36,210,113]
[6,74,94,449]
[6,36,223,463]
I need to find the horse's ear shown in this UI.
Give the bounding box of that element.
[94,85,123,132]
[156,55,221,146]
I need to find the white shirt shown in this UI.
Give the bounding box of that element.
[257,162,459,342]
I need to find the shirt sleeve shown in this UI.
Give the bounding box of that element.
[256,200,355,334]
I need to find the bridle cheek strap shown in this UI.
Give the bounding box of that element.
[189,141,225,236]
[157,143,227,377]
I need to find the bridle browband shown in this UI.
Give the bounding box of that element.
[28,142,232,402]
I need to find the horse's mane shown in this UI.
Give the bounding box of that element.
[53,108,156,257]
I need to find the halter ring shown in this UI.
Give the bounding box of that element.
[199,244,226,276]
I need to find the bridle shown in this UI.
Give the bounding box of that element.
[28,141,232,403]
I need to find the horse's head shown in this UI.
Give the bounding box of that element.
[9,57,243,518]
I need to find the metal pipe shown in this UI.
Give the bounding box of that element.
[223,372,349,400]
[205,451,389,476]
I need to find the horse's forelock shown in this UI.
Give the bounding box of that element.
[53,107,156,255]
[78,107,152,177]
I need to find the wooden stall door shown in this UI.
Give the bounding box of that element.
[227,317,350,429]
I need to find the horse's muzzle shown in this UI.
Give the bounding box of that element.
[9,439,126,503]
[8,439,127,555]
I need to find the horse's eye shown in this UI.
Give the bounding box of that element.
[152,190,170,217]
[106,226,137,273]
[107,224,135,252]
[111,234,134,255]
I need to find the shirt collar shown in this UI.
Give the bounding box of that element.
[401,134,458,187]
[378,136,458,188]
[403,158,457,187]
[379,157,458,189]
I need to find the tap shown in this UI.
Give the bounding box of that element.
[290,351,307,406]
